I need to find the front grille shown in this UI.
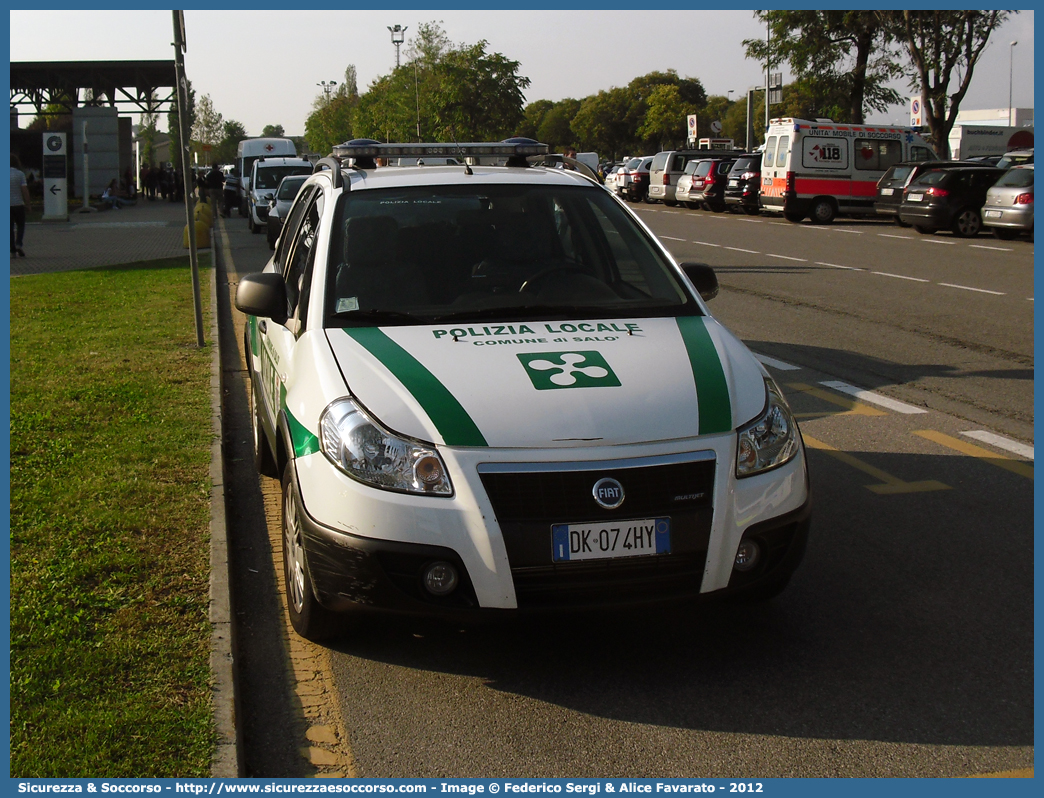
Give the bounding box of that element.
[479,457,716,608]
[479,457,715,523]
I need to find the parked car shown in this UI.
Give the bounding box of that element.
[981,164,1033,240]
[620,156,654,203]
[233,139,810,640]
[604,164,626,196]
[875,160,996,225]
[648,149,715,205]
[674,160,704,209]
[677,157,737,212]
[266,174,310,249]
[723,153,762,215]
[248,156,313,234]
[997,148,1033,170]
[898,166,1004,237]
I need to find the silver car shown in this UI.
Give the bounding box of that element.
[266,174,310,249]
[981,164,1033,241]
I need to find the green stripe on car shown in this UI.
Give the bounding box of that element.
[286,407,320,457]
[341,327,489,447]
[676,316,732,434]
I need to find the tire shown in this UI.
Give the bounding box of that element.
[992,227,1017,241]
[744,206,760,216]
[248,366,279,478]
[664,200,677,207]
[684,201,700,210]
[251,217,263,235]
[951,208,982,238]
[710,202,726,214]
[783,211,804,223]
[282,462,340,641]
[913,225,936,235]
[810,198,836,224]
[247,215,255,233]
[895,218,912,228]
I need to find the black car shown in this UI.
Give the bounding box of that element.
[897,166,1004,237]
[723,153,762,215]
[875,160,992,224]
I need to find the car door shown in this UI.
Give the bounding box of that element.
[255,185,322,436]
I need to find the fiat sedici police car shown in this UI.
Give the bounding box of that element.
[235,139,810,640]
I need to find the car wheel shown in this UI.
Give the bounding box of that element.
[247,216,255,233]
[664,200,677,207]
[783,211,804,223]
[248,367,279,478]
[810,198,836,224]
[913,225,936,235]
[710,202,726,214]
[951,208,982,238]
[992,227,1017,241]
[895,218,912,228]
[684,201,700,210]
[251,219,263,235]
[744,206,760,216]
[282,462,340,641]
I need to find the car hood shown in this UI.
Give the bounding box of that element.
[325,316,767,448]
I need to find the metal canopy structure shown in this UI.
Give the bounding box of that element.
[10,60,177,116]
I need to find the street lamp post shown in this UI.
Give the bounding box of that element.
[388,24,406,69]
[1008,40,1018,126]
[317,80,337,101]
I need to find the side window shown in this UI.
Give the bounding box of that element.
[283,192,325,330]
[856,139,902,171]
[763,137,778,168]
[776,136,790,167]
[275,185,317,273]
[910,145,934,162]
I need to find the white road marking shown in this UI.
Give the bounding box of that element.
[969,244,1014,252]
[766,253,808,262]
[872,271,930,283]
[660,235,686,241]
[769,222,792,227]
[938,283,1006,296]
[691,240,722,247]
[960,431,1034,460]
[1028,297,1034,302]
[816,261,865,271]
[832,228,864,235]
[754,354,801,371]
[820,381,929,414]
[736,218,764,223]
[878,233,913,240]
[725,246,760,254]
[922,238,955,245]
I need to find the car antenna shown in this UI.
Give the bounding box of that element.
[452,134,473,175]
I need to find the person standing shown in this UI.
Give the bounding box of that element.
[10,154,30,257]
[206,163,224,209]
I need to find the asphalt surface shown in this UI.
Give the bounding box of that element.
[215,199,1033,778]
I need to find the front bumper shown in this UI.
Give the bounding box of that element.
[291,435,810,618]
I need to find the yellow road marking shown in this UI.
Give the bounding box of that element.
[802,434,950,494]
[967,768,1033,778]
[913,430,1034,480]
[787,383,888,416]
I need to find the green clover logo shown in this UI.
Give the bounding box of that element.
[517,351,621,390]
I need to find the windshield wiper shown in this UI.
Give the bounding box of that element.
[430,305,613,323]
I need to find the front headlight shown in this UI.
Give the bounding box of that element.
[319,398,452,495]
[736,378,800,478]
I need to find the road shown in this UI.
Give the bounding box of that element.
[217,201,1033,778]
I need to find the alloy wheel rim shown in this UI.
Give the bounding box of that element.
[284,488,306,614]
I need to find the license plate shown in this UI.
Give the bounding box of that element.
[908,193,923,202]
[552,518,670,562]
[729,179,739,186]
[985,210,1002,218]
[881,187,893,196]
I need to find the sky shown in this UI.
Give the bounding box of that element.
[9,9,1036,140]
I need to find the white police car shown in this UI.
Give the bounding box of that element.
[235,139,810,640]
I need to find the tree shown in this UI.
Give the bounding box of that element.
[192,93,223,165]
[535,100,580,151]
[261,124,285,138]
[638,85,696,150]
[744,11,903,124]
[305,65,360,155]
[570,88,633,159]
[885,10,1010,158]
[516,100,554,140]
[215,119,248,165]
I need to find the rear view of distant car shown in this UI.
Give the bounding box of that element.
[981,164,1033,241]
[267,173,310,249]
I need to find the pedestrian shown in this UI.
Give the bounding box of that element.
[222,167,238,218]
[10,154,30,257]
[206,163,224,209]
[102,179,124,210]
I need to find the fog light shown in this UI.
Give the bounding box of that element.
[414,455,445,487]
[422,561,459,596]
[734,540,761,572]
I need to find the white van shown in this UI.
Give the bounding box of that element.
[236,138,296,216]
[760,118,936,223]
[247,156,313,234]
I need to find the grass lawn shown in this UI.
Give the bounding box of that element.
[10,255,216,777]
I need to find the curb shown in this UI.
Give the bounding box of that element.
[208,216,240,777]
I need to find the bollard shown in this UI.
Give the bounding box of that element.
[184,219,211,249]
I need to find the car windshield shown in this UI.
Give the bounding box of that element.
[732,157,758,172]
[995,167,1034,188]
[256,166,311,190]
[693,161,713,178]
[886,165,914,183]
[910,170,949,187]
[324,183,697,326]
[278,176,308,199]
[625,158,641,170]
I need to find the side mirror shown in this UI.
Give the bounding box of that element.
[681,262,719,302]
[235,272,288,325]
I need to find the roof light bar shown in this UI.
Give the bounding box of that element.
[331,139,549,159]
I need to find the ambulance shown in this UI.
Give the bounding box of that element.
[234,139,810,641]
[760,118,937,223]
